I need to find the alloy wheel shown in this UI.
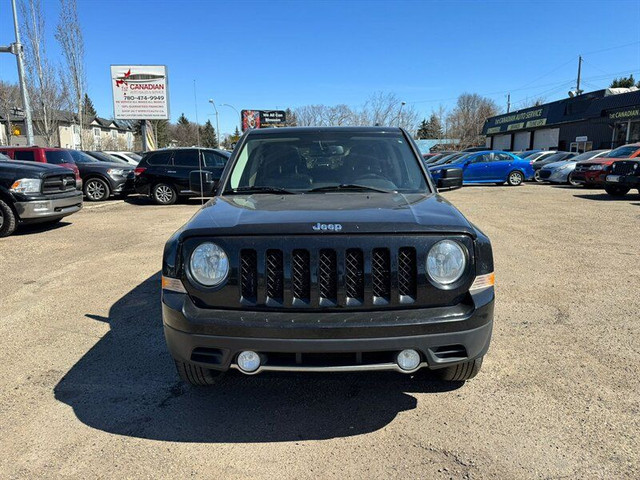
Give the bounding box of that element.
[509,171,523,186]
[86,180,107,201]
[155,185,174,204]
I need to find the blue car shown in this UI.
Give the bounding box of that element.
[429,151,534,186]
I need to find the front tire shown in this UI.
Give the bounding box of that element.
[567,172,581,186]
[533,170,543,182]
[84,178,110,201]
[604,185,630,197]
[436,357,483,381]
[0,199,17,238]
[175,360,223,386]
[507,170,524,186]
[152,183,177,205]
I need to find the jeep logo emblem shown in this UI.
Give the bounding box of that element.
[313,222,342,232]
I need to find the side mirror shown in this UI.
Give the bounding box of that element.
[437,167,463,191]
[189,170,216,195]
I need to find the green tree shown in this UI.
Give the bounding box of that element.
[200,119,218,148]
[83,93,96,118]
[416,119,429,139]
[174,113,197,146]
[609,75,637,88]
[416,114,443,139]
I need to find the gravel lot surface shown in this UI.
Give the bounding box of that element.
[1,186,638,479]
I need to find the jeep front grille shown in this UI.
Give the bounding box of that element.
[612,161,638,175]
[238,246,425,309]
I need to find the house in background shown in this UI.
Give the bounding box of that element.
[0,111,135,151]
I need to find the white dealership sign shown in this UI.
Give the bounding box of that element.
[110,65,169,119]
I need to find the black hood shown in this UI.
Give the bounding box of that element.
[0,160,74,177]
[178,192,477,237]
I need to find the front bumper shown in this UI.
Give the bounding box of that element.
[111,176,134,194]
[548,169,571,183]
[571,170,606,185]
[606,174,640,188]
[14,191,83,221]
[162,287,495,374]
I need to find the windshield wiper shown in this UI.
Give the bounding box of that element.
[308,184,394,193]
[229,186,296,194]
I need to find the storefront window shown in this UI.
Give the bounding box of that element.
[613,122,628,147]
[629,121,640,144]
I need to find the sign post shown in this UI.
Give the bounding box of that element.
[111,65,169,151]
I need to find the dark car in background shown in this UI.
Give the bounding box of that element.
[134,148,230,205]
[532,151,576,182]
[67,150,134,201]
[0,146,82,188]
[0,153,82,237]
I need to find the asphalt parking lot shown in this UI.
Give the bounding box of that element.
[1,186,638,479]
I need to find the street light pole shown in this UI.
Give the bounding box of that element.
[220,103,240,130]
[208,99,220,147]
[395,101,406,127]
[1,0,35,145]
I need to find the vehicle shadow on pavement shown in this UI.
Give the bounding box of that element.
[125,196,210,207]
[54,272,463,443]
[573,193,640,202]
[14,221,72,236]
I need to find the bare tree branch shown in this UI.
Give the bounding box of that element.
[55,0,86,148]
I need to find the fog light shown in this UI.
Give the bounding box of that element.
[237,351,261,373]
[396,349,421,371]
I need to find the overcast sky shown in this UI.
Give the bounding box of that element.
[1,0,639,136]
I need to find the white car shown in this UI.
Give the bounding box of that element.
[103,151,142,166]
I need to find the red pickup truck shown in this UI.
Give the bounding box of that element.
[571,143,640,188]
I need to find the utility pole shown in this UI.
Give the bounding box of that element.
[193,80,200,146]
[507,93,511,113]
[0,0,35,145]
[576,55,583,95]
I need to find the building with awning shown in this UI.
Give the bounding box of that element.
[482,88,640,152]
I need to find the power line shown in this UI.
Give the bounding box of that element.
[581,40,640,56]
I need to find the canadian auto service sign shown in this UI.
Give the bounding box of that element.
[111,65,169,120]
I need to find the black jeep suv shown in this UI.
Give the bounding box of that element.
[605,159,640,197]
[134,148,230,205]
[0,153,82,237]
[161,127,494,385]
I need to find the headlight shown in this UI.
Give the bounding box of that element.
[10,178,41,194]
[427,240,467,286]
[107,168,126,177]
[189,242,229,286]
[431,169,442,175]
[589,165,604,171]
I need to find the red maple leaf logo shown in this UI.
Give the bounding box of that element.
[115,69,131,87]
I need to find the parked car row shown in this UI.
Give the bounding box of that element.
[422,143,640,199]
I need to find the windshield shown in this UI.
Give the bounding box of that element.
[126,152,142,161]
[87,151,127,163]
[431,152,463,166]
[68,150,98,163]
[572,150,608,161]
[605,145,639,158]
[518,150,539,159]
[541,153,570,163]
[0,153,9,161]
[226,131,428,193]
[44,150,74,165]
